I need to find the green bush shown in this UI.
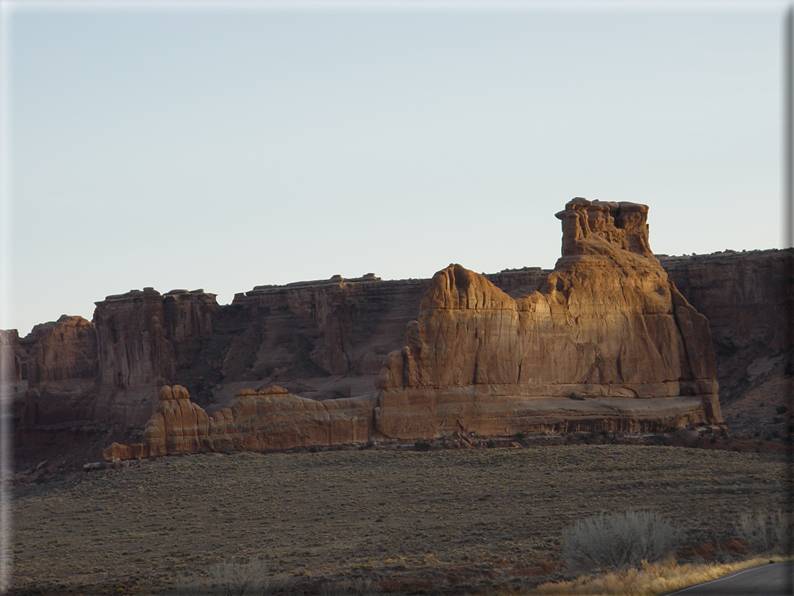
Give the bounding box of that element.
[414,441,431,452]
[562,510,682,573]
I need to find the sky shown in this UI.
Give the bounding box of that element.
[0,0,788,337]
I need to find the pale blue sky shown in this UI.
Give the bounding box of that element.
[1,1,787,336]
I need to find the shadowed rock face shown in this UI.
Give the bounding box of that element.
[1,329,25,382]
[92,288,220,427]
[657,249,793,439]
[657,250,791,405]
[374,198,722,439]
[24,316,99,385]
[17,316,99,426]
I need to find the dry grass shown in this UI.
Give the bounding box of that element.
[10,444,787,595]
[524,556,791,596]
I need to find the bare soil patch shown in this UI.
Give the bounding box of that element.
[11,445,786,595]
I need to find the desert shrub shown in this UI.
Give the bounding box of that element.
[776,406,789,415]
[562,510,682,573]
[735,510,789,553]
[320,578,381,595]
[176,558,270,596]
[414,441,431,452]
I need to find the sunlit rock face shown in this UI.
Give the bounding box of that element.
[103,384,374,460]
[103,199,724,461]
[374,198,722,439]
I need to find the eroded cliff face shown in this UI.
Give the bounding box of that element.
[101,199,726,460]
[103,384,374,460]
[225,277,427,379]
[15,316,98,426]
[0,329,25,382]
[92,288,220,427]
[12,200,787,457]
[24,316,98,385]
[659,249,793,438]
[374,198,722,439]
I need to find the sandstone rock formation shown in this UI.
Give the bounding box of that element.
[103,384,374,460]
[659,249,793,438]
[92,288,219,427]
[226,275,428,380]
[10,214,789,471]
[374,198,722,438]
[23,315,98,385]
[17,315,98,426]
[102,199,725,460]
[658,250,790,401]
[0,329,25,382]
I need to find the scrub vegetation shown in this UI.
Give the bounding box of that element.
[11,444,786,595]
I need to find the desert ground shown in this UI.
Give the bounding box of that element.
[11,442,786,595]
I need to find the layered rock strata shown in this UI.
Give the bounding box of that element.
[103,199,723,459]
[92,288,220,427]
[0,329,25,382]
[659,249,793,438]
[17,316,99,426]
[103,384,374,460]
[658,250,792,403]
[374,198,722,438]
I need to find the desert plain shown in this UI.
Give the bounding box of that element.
[11,441,786,595]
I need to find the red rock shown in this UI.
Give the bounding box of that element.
[103,200,724,459]
[16,316,98,426]
[722,538,752,556]
[105,384,374,459]
[0,329,26,381]
[659,249,792,438]
[102,442,132,461]
[92,288,219,427]
[23,315,98,384]
[144,385,211,456]
[17,200,793,468]
[374,198,722,439]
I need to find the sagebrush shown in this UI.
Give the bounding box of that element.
[562,509,682,572]
[735,509,789,553]
[174,558,270,596]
